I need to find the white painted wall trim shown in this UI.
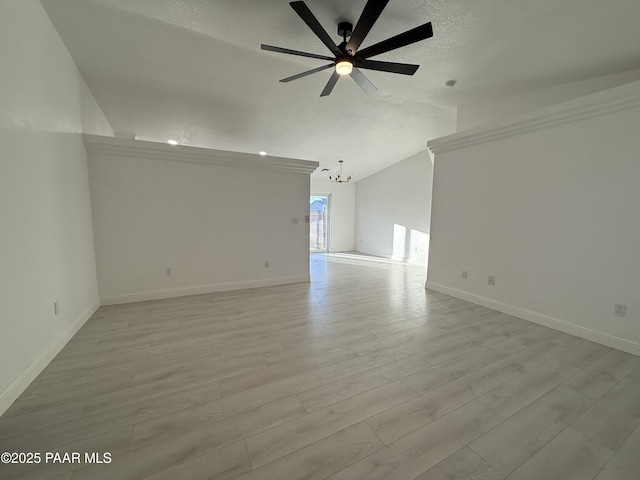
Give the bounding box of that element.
[426,282,640,357]
[100,275,310,306]
[428,80,640,154]
[83,134,319,174]
[0,300,99,416]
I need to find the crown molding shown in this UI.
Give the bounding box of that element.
[83,134,319,175]
[428,80,640,155]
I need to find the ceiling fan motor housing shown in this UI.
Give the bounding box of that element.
[337,22,353,41]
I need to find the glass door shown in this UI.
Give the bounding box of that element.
[310,194,329,252]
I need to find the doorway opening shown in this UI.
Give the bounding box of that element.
[310,194,330,252]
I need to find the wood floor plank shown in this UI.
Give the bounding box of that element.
[477,338,580,385]
[469,385,592,476]
[129,353,265,386]
[555,341,612,368]
[401,347,505,395]
[486,324,556,356]
[332,400,503,480]
[0,426,133,480]
[367,314,446,337]
[49,473,73,480]
[0,398,90,439]
[238,422,383,480]
[139,440,252,480]
[30,364,131,393]
[129,372,319,449]
[571,370,640,451]
[82,376,222,417]
[367,369,501,444]
[7,381,221,453]
[348,323,450,355]
[298,355,429,413]
[4,375,134,417]
[503,427,613,480]
[477,359,580,417]
[70,424,244,480]
[594,424,640,480]
[563,349,640,400]
[245,381,415,469]
[36,343,212,379]
[262,346,358,369]
[419,327,514,366]
[414,446,504,480]
[218,362,310,397]
[95,397,304,480]
[311,345,420,385]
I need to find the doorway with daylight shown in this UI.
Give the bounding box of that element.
[310,194,330,252]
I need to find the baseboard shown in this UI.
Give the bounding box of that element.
[356,247,392,260]
[355,249,418,265]
[426,281,640,357]
[100,275,311,306]
[356,248,424,266]
[0,300,100,417]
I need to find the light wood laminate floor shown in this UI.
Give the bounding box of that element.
[1,253,639,480]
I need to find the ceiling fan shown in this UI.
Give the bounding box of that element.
[261,0,433,97]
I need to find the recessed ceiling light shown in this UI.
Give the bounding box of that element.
[167,139,179,145]
[445,80,457,87]
[259,151,267,156]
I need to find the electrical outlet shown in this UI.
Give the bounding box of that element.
[462,270,468,279]
[614,304,626,317]
[54,301,60,315]
[264,260,270,268]
[488,276,495,286]
[165,267,172,276]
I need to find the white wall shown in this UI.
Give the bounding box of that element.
[311,178,355,252]
[354,151,433,266]
[86,137,316,304]
[0,1,113,415]
[457,69,640,131]
[428,81,640,355]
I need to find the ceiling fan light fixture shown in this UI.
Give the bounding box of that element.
[336,60,353,75]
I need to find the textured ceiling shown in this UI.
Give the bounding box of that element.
[41,0,640,179]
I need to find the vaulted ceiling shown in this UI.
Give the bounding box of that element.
[41,0,640,179]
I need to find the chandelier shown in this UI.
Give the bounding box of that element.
[328,160,352,183]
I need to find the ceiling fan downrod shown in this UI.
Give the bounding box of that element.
[337,22,353,49]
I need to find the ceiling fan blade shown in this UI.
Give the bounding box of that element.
[261,44,335,61]
[280,64,334,83]
[357,22,433,59]
[290,2,342,56]
[354,58,419,75]
[320,71,340,97]
[350,68,377,95]
[345,0,390,54]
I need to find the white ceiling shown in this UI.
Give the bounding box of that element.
[41,0,640,180]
